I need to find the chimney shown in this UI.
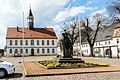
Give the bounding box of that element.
[17,26,19,31]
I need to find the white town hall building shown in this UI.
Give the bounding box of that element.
[6,8,58,56]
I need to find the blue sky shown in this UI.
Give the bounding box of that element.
[0,0,111,48]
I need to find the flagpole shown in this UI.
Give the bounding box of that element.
[22,12,24,62]
[78,19,82,58]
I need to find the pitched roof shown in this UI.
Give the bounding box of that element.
[29,9,33,16]
[6,27,58,39]
[82,26,114,44]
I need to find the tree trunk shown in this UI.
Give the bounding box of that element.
[70,46,73,56]
[90,46,94,57]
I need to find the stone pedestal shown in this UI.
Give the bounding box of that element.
[57,58,84,63]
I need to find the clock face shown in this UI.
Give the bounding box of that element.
[29,19,32,22]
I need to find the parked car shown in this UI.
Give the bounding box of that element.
[0,60,15,78]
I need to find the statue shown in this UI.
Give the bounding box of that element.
[62,29,72,58]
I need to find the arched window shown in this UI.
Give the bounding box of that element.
[10,40,12,45]
[10,49,12,54]
[47,40,49,45]
[37,40,39,45]
[47,48,50,53]
[52,40,54,45]
[15,40,18,45]
[42,48,45,53]
[42,40,44,45]
[20,49,23,53]
[20,40,23,45]
[31,40,34,45]
[37,49,39,53]
[15,49,18,53]
[26,49,28,53]
[52,48,55,53]
[25,40,28,45]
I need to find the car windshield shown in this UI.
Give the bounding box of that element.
[0,60,3,62]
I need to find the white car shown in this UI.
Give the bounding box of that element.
[0,60,15,78]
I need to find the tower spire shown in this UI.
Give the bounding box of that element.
[27,6,34,30]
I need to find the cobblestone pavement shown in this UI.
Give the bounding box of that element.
[1,56,120,80]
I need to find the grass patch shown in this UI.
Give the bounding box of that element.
[38,60,109,69]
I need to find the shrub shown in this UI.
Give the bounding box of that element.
[55,63,61,67]
[47,63,54,69]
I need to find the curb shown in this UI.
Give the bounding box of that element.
[25,70,120,77]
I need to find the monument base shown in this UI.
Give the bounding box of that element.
[57,58,84,63]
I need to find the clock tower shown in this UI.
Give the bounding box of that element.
[27,7,34,30]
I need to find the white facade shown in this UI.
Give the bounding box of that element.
[81,38,120,57]
[6,39,57,56]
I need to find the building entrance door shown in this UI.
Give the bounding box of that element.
[106,49,112,58]
[31,48,34,56]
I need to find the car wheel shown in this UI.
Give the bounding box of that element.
[0,69,7,78]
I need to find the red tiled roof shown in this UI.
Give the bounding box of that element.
[6,28,58,39]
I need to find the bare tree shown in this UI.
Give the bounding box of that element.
[61,19,79,56]
[107,0,120,23]
[81,13,106,57]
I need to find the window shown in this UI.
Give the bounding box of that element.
[20,49,23,53]
[109,41,110,44]
[31,40,34,45]
[96,43,97,46]
[26,49,28,53]
[47,48,50,53]
[42,40,44,45]
[86,44,88,47]
[42,48,45,53]
[37,49,39,53]
[52,48,55,53]
[117,39,119,43]
[10,40,12,45]
[15,49,18,53]
[118,49,120,53]
[37,40,39,45]
[10,49,12,54]
[99,43,100,46]
[20,40,23,45]
[105,42,107,45]
[15,40,17,45]
[25,40,28,45]
[52,40,54,45]
[47,40,49,45]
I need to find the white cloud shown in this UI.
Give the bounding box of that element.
[91,8,108,17]
[54,6,93,22]
[0,0,70,48]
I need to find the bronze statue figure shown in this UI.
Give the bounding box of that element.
[62,29,72,58]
